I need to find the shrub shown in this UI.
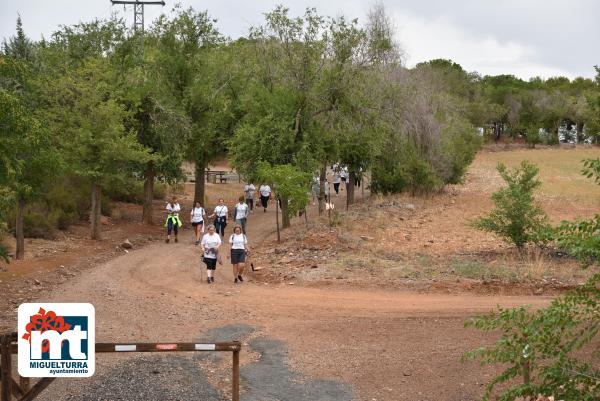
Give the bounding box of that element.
[463,274,600,401]
[371,140,442,194]
[523,126,541,148]
[154,182,167,200]
[554,215,600,264]
[472,161,550,248]
[22,212,56,239]
[0,242,8,262]
[552,158,600,263]
[104,179,145,204]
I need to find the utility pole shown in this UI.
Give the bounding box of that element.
[110,0,165,32]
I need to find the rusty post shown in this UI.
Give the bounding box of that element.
[232,342,240,401]
[1,334,11,401]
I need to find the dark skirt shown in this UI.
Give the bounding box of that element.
[231,249,246,264]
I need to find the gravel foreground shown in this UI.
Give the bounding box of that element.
[35,324,353,401]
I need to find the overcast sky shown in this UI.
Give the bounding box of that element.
[1,0,598,80]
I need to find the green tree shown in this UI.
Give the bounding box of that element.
[473,161,550,248]
[2,15,34,61]
[463,274,600,401]
[46,58,150,239]
[1,20,60,259]
[151,7,225,207]
[256,162,311,238]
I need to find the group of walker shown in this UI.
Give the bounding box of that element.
[163,182,273,285]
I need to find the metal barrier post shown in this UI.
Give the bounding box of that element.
[1,335,11,401]
[232,345,240,401]
[2,336,241,401]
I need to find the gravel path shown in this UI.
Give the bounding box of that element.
[35,324,352,401]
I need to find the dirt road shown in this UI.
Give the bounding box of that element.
[23,188,552,401]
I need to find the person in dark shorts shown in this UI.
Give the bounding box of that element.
[229,224,248,283]
[244,183,256,212]
[259,183,272,212]
[201,224,222,283]
[190,201,206,245]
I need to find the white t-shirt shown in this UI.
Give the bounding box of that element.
[244,184,256,199]
[166,203,181,216]
[333,173,341,184]
[201,233,221,259]
[259,185,272,197]
[191,207,205,223]
[214,205,228,217]
[234,203,249,220]
[229,233,248,250]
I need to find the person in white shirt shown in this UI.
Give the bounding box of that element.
[244,183,256,212]
[233,196,250,234]
[190,201,206,245]
[210,198,228,237]
[229,224,249,283]
[332,171,342,196]
[340,167,349,185]
[311,175,320,205]
[201,225,222,284]
[259,184,272,212]
[165,196,181,243]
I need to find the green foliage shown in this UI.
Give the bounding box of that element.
[473,161,550,248]
[463,274,600,401]
[552,158,600,263]
[46,57,150,185]
[256,162,311,221]
[582,158,600,185]
[0,243,8,263]
[371,140,442,194]
[554,215,600,263]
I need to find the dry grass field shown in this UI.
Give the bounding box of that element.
[475,146,600,207]
[257,146,600,293]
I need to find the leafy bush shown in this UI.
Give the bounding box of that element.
[523,126,541,148]
[554,215,600,264]
[440,119,483,185]
[552,158,600,263]
[463,274,600,401]
[0,242,8,262]
[154,182,166,200]
[371,140,442,194]
[473,161,550,248]
[22,212,56,239]
[582,158,600,185]
[104,180,145,204]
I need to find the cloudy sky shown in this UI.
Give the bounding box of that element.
[1,0,598,79]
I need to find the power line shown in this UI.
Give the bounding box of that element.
[110,1,165,32]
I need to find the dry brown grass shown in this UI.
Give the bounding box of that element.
[476,147,600,207]
[316,147,600,289]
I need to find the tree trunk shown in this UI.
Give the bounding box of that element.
[318,162,326,215]
[280,195,290,229]
[347,171,356,206]
[91,183,102,240]
[15,195,25,260]
[194,160,206,205]
[142,161,155,225]
[576,122,585,143]
[275,194,280,242]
